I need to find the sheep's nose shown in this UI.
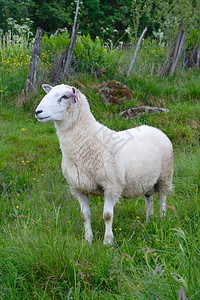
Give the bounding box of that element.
[35,110,43,116]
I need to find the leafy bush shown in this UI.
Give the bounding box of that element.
[73,34,123,77]
[41,32,123,78]
[42,30,70,52]
[185,28,200,49]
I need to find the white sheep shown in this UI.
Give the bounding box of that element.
[35,84,173,244]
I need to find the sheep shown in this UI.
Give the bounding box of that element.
[35,84,173,244]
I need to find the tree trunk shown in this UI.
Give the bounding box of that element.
[25,28,43,97]
[127,27,147,76]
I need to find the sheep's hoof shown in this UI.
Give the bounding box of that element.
[103,234,114,245]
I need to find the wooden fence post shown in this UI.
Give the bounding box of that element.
[160,22,185,77]
[25,27,43,98]
[49,1,80,83]
[127,27,147,76]
[64,0,80,75]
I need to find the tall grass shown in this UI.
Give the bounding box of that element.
[1,90,200,299]
[0,29,31,100]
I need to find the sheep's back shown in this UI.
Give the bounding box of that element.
[114,125,173,198]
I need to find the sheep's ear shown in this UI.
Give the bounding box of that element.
[72,87,80,95]
[72,87,76,94]
[42,84,53,93]
[72,87,80,103]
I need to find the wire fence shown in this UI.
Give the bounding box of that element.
[0,29,199,101]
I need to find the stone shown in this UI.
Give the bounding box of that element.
[98,80,133,105]
[120,106,170,119]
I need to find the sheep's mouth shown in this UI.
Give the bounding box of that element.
[36,115,51,121]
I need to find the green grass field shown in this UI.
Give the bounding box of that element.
[1,73,200,299]
[0,33,200,298]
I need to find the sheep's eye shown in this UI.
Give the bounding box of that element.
[62,95,69,100]
[58,95,69,103]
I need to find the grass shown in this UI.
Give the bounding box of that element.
[0,73,200,298]
[0,31,200,298]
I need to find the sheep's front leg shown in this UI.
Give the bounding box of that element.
[103,196,117,245]
[76,192,93,244]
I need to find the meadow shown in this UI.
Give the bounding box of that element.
[0,30,200,299]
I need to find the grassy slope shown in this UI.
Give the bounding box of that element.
[0,73,200,299]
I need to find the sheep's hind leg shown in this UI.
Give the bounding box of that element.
[145,188,154,221]
[103,196,118,245]
[76,192,93,244]
[159,192,167,218]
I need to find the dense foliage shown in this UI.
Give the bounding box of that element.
[1,0,200,43]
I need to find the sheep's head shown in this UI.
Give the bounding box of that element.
[35,84,79,123]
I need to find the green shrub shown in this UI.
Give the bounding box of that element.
[41,32,123,78]
[185,28,200,49]
[73,34,123,77]
[42,30,70,53]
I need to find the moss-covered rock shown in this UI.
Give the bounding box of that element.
[98,80,133,105]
